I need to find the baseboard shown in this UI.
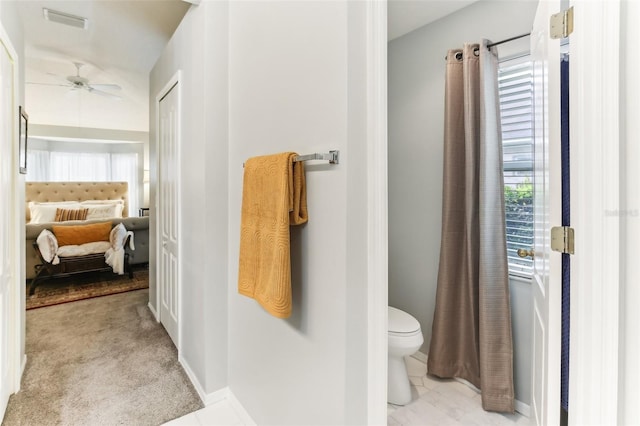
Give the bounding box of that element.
[147,302,158,321]
[20,354,27,383]
[177,356,231,405]
[177,356,256,424]
[178,355,212,404]
[515,400,530,417]
[227,390,257,425]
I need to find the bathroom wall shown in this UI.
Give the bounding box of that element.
[388,0,538,406]
[151,1,373,423]
[227,2,371,424]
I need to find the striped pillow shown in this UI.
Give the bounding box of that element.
[54,208,89,222]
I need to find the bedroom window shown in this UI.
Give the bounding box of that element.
[27,150,139,216]
[499,57,534,277]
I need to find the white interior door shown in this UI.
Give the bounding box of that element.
[0,39,13,414]
[0,34,17,417]
[158,81,180,348]
[531,1,563,425]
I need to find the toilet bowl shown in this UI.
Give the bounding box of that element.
[388,306,423,406]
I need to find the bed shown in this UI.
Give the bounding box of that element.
[25,182,150,285]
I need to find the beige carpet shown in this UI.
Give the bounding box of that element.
[2,289,203,426]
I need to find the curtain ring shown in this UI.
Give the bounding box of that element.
[455,51,463,61]
[473,47,479,57]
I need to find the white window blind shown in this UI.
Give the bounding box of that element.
[499,59,534,276]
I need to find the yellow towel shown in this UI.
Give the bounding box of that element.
[238,152,308,318]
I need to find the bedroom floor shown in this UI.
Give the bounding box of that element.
[3,288,202,425]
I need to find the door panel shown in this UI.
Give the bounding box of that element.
[0,39,12,412]
[158,82,180,348]
[531,0,562,425]
[0,37,16,415]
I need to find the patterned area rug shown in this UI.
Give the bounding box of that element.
[26,264,149,310]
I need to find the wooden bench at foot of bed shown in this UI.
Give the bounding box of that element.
[29,239,133,296]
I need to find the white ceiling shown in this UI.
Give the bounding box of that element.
[17,0,474,133]
[17,0,190,133]
[388,0,477,41]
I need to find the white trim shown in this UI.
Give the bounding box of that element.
[227,391,257,426]
[569,1,621,424]
[179,356,256,425]
[366,0,388,424]
[154,70,182,353]
[20,355,26,378]
[147,302,159,321]
[621,1,640,422]
[0,21,23,405]
[515,400,531,418]
[179,355,224,405]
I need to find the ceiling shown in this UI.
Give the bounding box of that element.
[17,0,191,132]
[388,0,477,41]
[17,0,474,133]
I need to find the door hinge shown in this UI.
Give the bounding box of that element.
[550,6,574,39]
[551,226,575,254]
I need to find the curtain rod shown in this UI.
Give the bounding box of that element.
[487,32,531,48]
[444,32,531,60]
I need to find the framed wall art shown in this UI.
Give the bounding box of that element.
[19,106,27,174]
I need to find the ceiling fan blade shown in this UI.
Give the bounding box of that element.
[26,82,71,87]
[88,87,122,100]
[90,83,122,91]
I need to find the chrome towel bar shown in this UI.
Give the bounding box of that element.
[243,150,340,167]
[294,150,339,164]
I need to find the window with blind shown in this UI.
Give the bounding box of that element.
[499,59,534,276]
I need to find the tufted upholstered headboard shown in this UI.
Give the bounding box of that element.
[25,182,129,222]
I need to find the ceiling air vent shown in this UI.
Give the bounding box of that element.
[42,8,89,30]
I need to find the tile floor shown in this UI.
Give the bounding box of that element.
[163,400,244,426]
[388,356,532,426]
[165,355,532,426]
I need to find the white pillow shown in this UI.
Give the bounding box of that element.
[85,204,124,220]
[29,201,82,224]
[36,229,60,264]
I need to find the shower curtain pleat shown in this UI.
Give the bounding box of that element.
[427,41,515,413]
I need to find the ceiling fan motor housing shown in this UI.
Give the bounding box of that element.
[67,75,89,88]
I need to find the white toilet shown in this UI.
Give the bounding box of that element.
[388,306,424,406]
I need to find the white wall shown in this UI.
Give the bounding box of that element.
[227,2,370,424]
[388,0,538,406]
[151,2,373,423]
[149,0,229,395]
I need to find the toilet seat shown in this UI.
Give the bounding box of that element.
[388,306,420,334]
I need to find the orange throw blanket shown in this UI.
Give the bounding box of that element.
[238,152,308,318]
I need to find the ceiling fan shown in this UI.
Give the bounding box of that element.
[27,62,122,99]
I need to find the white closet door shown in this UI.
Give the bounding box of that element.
[158,81,180,348]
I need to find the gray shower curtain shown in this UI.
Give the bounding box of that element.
[427,41,514,413]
